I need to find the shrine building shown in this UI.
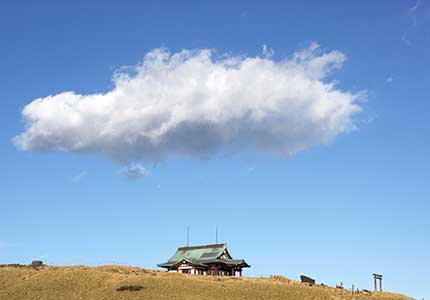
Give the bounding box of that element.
[157,243,250,276]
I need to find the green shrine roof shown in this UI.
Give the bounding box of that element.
[157,243,250,268]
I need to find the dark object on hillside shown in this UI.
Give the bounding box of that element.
[336,281,344,289]
[300,275,315,285]
[0,264,27,268]
[117,285,144,292]
[31,261,43,268]
[363,289,371,294]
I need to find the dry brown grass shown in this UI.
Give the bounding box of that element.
[0,265,413,300]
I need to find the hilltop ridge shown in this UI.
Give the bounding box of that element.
[0,265,413,300]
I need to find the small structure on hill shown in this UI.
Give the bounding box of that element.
[31,260,43,268]
[300,275,315,285]
[373,273,383,292]
[157,243,250,276]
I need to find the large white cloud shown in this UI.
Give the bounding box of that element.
[14,44,363,163]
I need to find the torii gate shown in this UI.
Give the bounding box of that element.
[373,273,383,292]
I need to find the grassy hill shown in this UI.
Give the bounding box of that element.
[0,265,413,300]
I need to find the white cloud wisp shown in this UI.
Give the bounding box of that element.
[14,44,363,163]
[71,171,87,183]
[0,241,14,249]
[123,163,150,180]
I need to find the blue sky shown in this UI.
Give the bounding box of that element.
[1,0,429,298]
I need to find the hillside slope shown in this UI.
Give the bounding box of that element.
[0,265,412,300]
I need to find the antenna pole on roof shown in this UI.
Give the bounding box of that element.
[187,226,190,247]
[215,225,218,244]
